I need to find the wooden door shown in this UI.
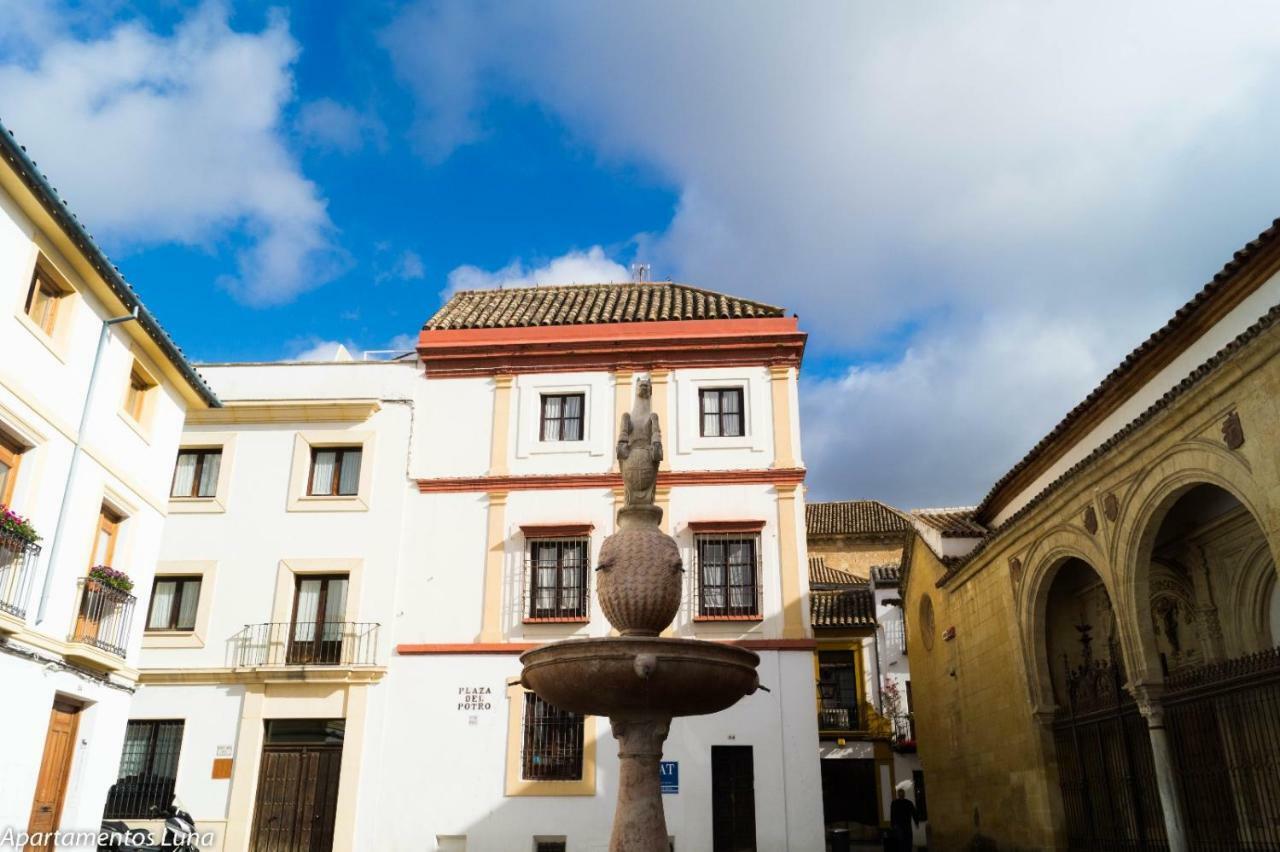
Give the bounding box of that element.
[712,745,757,852]
[26,701,80,849]
[250,743,342,852]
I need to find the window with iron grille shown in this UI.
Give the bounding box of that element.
[170,448,221,498]
[104,720,183,818]
[817,649,861,731]
[146,576,201,632]
[525,538,590,621]
[521,693,584,781]
[698,387,744,437]
[539,393,585,442]
[695,533,761,617]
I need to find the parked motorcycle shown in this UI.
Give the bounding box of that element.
[99,799,198,852]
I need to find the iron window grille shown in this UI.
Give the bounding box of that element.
[695,533,762,618]
[145,576,201,632]
[104,720,183,819]
[884,614,907,656]
[539,393,585,442]
[307,446,362,496]
[521,693,584,781]
[817,649,862,731]
[524,537,591,621]
[698,387,745,437]
[170,449,221,498]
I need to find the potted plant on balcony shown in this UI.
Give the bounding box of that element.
[88,565,134,594]
[0,506,39,545]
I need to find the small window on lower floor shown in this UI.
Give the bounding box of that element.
[146,577,201,632]
[104,720,184,819]
[695,533,761,617]
[522,693,584,781]
[535,840,567,852]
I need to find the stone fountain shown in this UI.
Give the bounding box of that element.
[520,377,761,852]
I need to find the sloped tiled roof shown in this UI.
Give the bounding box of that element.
[974,216,1280,523]
[870,563,902,585]
[810,588,876,628]
[911,507,987,538]
[805,500,908,537]
[809,556,868,587]
[425,282,785,330]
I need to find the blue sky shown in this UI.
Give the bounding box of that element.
[5,1,1280,505]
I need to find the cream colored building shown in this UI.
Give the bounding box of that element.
[901,219,1280,851]
[0,120,218,845]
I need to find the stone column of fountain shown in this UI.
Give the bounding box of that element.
[520,376,762,852]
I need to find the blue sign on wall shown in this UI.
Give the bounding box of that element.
[660,761,679,794]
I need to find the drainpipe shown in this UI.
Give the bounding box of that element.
[36,309,138,623]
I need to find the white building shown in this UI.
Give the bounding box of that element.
[122,282,827,851]
[0,122,218,844]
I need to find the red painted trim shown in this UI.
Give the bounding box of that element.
[519,523,594,538]
[686,520,766,534]
[693,614,765,623]
[417,467,805,493]
[417,317,806,377]
[395,638,818,654]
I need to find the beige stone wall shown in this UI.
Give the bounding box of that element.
[808,535,903,579]
[903,314,1280,850]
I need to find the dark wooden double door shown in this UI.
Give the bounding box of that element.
[250,721,344,852]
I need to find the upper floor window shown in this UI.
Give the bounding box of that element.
[526,537,590,621]
[817,649,862,731]
[0,433,24,507]
[308,446,362,496]
[539,393,584,442]
[145,576,201,632]
[695,533,761,618]
[91,506,121,568]
[24,267,64,336]
[171,449,221,499]
[521,692,584,781]
[123,364,156,424]
[699,388,744,438]
[104,720,183,819]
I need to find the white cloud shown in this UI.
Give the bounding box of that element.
[288,338,355,362]
[394,250,425,281]
[0,3,346,306]
[296,97,385,154]
[445,246,630,296]
[385,1,1280,502]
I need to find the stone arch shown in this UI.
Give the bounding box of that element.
[1228,539,1278,651]
[1020,526,1115,712]
[1116,443,1279,683]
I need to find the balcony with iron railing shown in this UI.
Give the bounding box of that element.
[818,704,865,733]
[233,621,381,670]
[0,529,41,633]
[67,578,137,671]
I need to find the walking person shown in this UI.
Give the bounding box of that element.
[890,788,919,851]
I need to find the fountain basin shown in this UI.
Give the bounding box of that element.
[520,637,760,719]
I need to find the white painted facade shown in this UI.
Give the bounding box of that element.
[0,154,209,844]
[128,354,825,851]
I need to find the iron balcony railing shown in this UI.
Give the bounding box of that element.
[0,530,41,619]
[234,621,380,667]
[69,578,137,658]
[818,705,864,731]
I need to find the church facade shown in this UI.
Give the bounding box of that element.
[902,221,1280,851]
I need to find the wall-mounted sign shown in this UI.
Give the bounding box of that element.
[215,745,233,758]
[660,761,678,794]
[458,686,493,711]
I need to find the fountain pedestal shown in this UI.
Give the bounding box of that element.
[609,717,672,852]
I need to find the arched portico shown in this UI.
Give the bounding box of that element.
[1112,450,1280,851]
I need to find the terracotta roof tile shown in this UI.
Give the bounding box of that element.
[809,556,868,587]
[425,282,785,330]
[911,507,987,538]
[810,588,876,628]
[805,500,908,537]
[871,563,902,584]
